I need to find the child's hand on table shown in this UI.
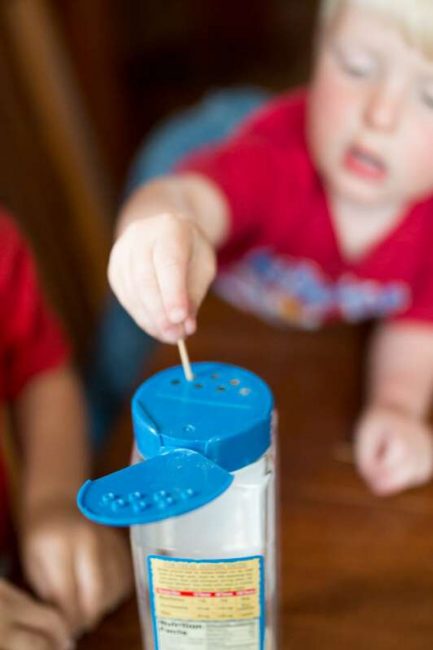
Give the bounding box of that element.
[20,499,133,637]
[108,213,217,343]
[0,578,72,650]
[354,406,433,496]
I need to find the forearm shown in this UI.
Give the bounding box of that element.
[117,172,229,248]
[14,364,89,515]
[366,321,433,419]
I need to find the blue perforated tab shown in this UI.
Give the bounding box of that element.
[77,449,233,526]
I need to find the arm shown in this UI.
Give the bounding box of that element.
[0,579,71,650]
[108,173,230,343]
[366,321,433,418]
[355,321,433,495]
[117,172,230,246]
[15,364,88,524]
[15,364,132,636]
[0,373,72,646]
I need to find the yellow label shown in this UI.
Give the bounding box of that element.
[148,556,264,649]
[150,557,261,621]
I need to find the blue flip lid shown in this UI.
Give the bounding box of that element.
[77,362,273,526]
[77,449,233,526]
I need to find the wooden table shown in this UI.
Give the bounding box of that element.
[79,295,433,649]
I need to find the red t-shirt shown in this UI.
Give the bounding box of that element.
[180,89,433,329]
[0,210,69,548]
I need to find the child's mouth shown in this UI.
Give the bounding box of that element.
[343,145,387,181]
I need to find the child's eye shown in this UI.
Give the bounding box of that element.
[333,46,376,79]
[340,56,375,78]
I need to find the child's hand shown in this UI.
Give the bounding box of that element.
[108,214,217,343]
[20,500,133,637]
[0,578,72,650]
[354,406,433,496]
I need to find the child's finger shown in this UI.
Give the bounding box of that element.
[1,582,71,649]
[108,231,159,336]
[378,435,406,470]
[116,253,171,340]
[126,238,165,324]
[37,550,81,635]
[86,531,132,619]
[24,553,53,602]
[107,235,134,307]
[354,418,388,477]
[125,296,186,342]
[127,301,186,343]
[74,539,107,630]
[131,256,186,342]
[368,461,414,496]
[4,628,58,650]
[153,224,192,326]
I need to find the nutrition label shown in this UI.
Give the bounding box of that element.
[147,556,264,650]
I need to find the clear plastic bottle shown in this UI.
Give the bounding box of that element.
[78,362,277,650]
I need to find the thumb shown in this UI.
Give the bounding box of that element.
[355,414,391,478]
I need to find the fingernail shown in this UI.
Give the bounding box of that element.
[64,641,76,650]
[169,307,187,324]
[184,317,196,335]
[162,327,180,344]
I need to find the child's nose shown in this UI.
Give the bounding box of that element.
[364,84,403,133]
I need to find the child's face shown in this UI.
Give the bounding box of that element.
[308,3,433,208]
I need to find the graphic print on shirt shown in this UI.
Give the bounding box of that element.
[215,249,410,329]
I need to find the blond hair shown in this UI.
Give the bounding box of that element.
[320,0,433,58]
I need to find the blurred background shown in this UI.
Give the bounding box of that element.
[0,0,319,359]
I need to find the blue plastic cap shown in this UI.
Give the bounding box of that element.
[77,362,274,527]
[132,362,273,471]
[77,449,234,526]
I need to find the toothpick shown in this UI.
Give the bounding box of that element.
[177,339,194,381]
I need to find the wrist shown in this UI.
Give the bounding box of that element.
[117,180,194,239]
[18,493,79,540]
[365,399,423,421]
[20,476,84,522]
